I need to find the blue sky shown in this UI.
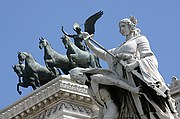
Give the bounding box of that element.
[0,1,180,110]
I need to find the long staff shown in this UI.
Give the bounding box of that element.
[84,34,166,98]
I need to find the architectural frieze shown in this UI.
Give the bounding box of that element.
[0,75,97,119]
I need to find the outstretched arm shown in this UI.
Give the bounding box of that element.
[83,32,106,60]
[61,26,74,38]
[90,74,139,94]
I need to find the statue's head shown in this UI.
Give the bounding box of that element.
[119,16,140,36]
[73,23,81,33]
[69,67,89,85]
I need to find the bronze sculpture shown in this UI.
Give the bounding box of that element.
[39,37,74,75]
[18,52,60,86]
[61,11,103,68]
[61,35,98,68]
[12,63,39,95]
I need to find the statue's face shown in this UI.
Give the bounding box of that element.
[119,22,130,36]
[75,73,87,85]
[71,72,87,85]
[70,68,88,85]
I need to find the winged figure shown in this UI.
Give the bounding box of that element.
[61,11,103,50]
[61,11,103,68]
[84,10,103,35]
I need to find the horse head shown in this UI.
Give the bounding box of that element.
[18,52,34,64]
[18,52,27,64]
[61,35,70,49]
[39,37,48,49]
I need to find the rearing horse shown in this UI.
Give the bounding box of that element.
[39,37,74,75]
[61,35,97,68]
[12,63,38,95]
[18,52,60,86]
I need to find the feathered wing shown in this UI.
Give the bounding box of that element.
[84,11,103,34]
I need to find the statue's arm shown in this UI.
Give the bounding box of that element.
[66,34,74,38]
[84,38,106,61]
[61,26,74,38]
[90,74,139,94]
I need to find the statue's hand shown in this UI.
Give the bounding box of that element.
[125,61,138,72]
[132,86,141,95]
[82,32,94,41]
[82,32,89,39]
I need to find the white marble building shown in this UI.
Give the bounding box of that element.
[0,75,180,119]
[169,76,180,116]
[0,75,99,119]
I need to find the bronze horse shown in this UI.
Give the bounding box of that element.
[39,37,74,75]
[61,35,100,68]
[12,63,38,95]
[18,52,60,86]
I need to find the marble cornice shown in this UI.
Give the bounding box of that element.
[0,75,94,119]
[169,78,180,96]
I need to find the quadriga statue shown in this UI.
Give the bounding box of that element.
[39,37,74,75]
[69,15,179,119]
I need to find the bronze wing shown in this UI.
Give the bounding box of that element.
[84,11,103,35]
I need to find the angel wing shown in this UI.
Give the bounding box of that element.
[84,11,103,35]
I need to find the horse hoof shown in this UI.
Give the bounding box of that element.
[18,91,22,95]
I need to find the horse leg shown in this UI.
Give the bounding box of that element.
[17,83,22,95]
[93,55,101,68]
[45,59,60,76]
[48,66,61,77]
[69,54,77,67]
[29,76,41,87]
[61,68,70,75]
[89,55,96,68]
[17,82,29,95]
[53,67,61,76]
[18,77,22,83]
[30,82,37,90]
[45,59,54,69]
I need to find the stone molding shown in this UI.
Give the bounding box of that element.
[169,77,180,97]
[30,101,95,119]
[0,75,98,119]
[169,76,180,116]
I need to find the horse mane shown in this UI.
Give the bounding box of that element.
[22,52,37,61]
[42,39,54,50]
[21,52,29,56]
[64,35,73,45]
